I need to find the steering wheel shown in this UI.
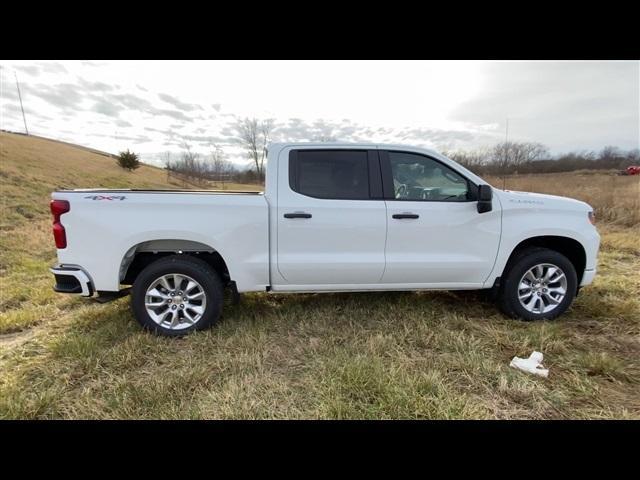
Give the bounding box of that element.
[396,184,408,199]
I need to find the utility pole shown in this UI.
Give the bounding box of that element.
[502,117,509,190]
[14,72,29,135]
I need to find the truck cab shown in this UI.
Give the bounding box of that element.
[268,143,501,290]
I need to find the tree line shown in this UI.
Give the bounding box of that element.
[117,118,639,182]
[160,118,272,185]
[443,142,640,176]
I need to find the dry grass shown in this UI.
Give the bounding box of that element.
[0,132,638,419]
[486,171,640,227]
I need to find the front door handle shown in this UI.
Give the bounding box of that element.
[284,212,312,219]
[392,213,419,219]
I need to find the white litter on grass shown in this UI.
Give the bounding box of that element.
[510,351,549,378]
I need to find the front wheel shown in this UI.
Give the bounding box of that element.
[131,255,223,336]
[498,248,577,321]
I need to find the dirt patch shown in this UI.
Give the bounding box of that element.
[0,329,35,349]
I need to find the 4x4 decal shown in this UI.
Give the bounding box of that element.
[84,195,126,201]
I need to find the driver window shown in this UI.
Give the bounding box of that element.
[389,152,470,201]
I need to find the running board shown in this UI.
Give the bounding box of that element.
[94,288,132,303]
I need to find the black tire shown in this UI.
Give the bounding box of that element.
[131,255,223,337]
[498,247,577,321]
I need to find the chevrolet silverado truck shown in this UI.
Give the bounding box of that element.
[50,143,600,336]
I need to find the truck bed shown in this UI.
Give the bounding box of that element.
[52,189,270,293]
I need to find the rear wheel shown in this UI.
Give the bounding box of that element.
[498,247,577,321]
[131,255,223,336]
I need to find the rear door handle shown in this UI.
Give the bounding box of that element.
[284,212,312,219]
[392,213,419,219]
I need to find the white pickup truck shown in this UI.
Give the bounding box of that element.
[50,143,600,336]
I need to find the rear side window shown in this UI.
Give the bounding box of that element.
[290,150,370,200]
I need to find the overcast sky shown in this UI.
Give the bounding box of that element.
[1,60,638,167]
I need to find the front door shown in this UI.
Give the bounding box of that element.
[381,150,501,286]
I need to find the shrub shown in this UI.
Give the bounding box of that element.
[117,149,140,171]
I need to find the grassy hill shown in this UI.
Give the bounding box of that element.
[0,131,638,419]
[0,131,258,331]
[1,131,179,229]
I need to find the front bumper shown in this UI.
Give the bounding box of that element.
[580,268,596,287]
[50,265,94,297]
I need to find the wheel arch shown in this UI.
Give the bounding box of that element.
[119,239,231,287]
[501,235,587,285]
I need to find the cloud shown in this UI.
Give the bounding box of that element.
[92,99,123,117]
[154,109,193,122]
[14,65,40,76]
[144,127,171,134]
[91,132,152,144]
[178,133,228,145]
[77,77,114,92]
[1,102,50,124]
[0,84,19,101]
[4,60,636,161]
[158,93,203,112]
[392,127,499,151]
[88,92,199,122]
[36,62,68,74]
[1,104,21,115]
[4,74,215,130]
[21,82,85,111]
[220,125,237,137]
[144,127,185,140]
[81,61,108,67]
[109,93,155,112]
[265,118,498,152]
[271,118,368,143]
[449,61,640,151]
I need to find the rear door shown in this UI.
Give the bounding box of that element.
[380,150,501,286]
[275,148,387,286]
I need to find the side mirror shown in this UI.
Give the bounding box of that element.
[477,184,493,213]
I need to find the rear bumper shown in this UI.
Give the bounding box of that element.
[580,268,596,287]
[50,265,94,297]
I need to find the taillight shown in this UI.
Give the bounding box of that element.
[588,210,596,226]
[50,199,70,248]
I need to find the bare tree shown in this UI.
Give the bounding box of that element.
[443,147,491,170]
[161,151,172,168]
[235,117,274,176]
[443,142,638,176]
[181,142,201,176]
[492,141,549,172]
[492,142,512,174]
[210,144,236,187]
[516,142,548,166]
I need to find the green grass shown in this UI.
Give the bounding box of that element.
[0,131,638,419]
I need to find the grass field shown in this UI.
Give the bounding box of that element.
[486,171,640,228]
[1,131,638,419]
